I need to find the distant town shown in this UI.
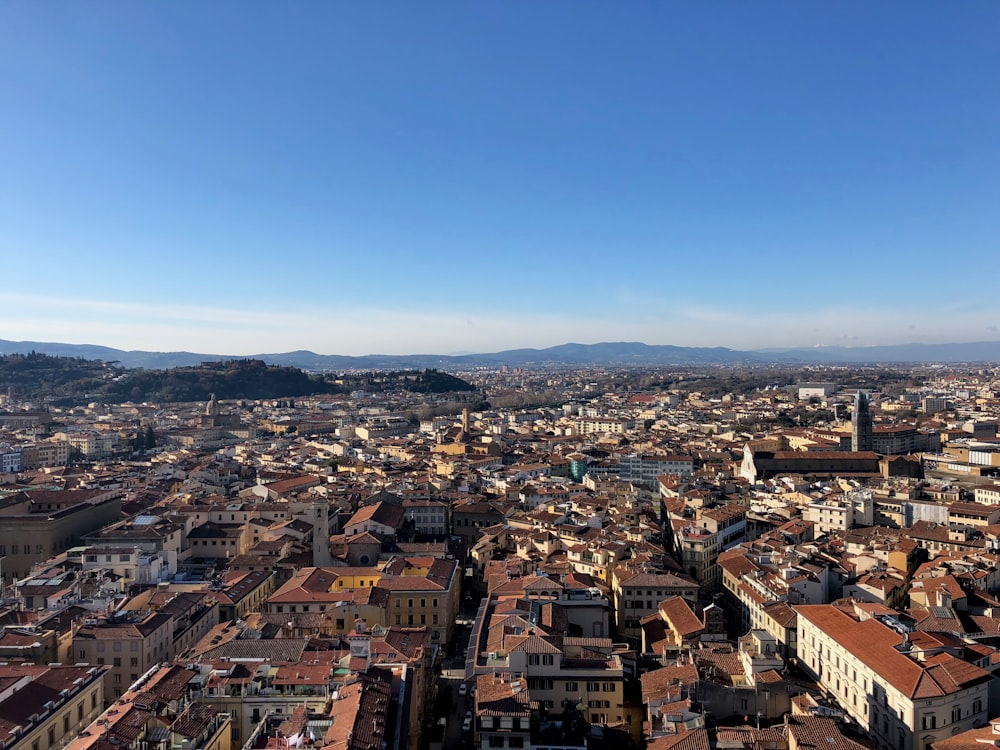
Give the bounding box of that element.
[1,358,1000,750]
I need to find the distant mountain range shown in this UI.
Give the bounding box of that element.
[2,338,1000,370]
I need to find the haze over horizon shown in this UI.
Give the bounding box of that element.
[2,3,998,356]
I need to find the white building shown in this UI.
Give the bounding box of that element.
[795,604,990,750]
[803,491,873,536]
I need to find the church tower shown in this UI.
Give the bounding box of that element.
[851,390,873,452]
[311,500,333,567]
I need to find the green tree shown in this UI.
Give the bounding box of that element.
[144,424,156,450]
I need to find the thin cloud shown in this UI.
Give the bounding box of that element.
[2,292,999,355]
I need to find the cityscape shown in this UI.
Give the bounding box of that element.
[2,356,1000,750]
[2,5,999,750]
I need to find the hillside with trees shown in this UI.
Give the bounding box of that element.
[0,354,476,405]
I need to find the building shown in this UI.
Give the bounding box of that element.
[0,444,23,474]
[795,604,991,750]
[671,504,748,590]
[803,490,874,536]
[0,664,107,750]
[472,674,533,750]
[72,611,175,701]
[0,490,123,583]
[402,497,449,536]
[852,391,873,452]
[20,441,71,469]
[612,567,699,644]
[619,453,694,485]
[66,664,231,750]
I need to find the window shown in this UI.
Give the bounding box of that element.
[973,699,983,714]
[566,682,578,692]
[489,737,504,748]
[952,706,961,723]
[923,715,936,730]
[113,657,121,667]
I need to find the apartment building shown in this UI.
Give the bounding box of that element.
[973,483,1000,505]
[803,490,874,537]
[72,612,175,701]
[795,604,991,750]
[473,674,533,750]
[66,664,231,750]
[214,569,276,621]
[619,453,693,485]
[265,557,460,643]
[0,664,107,750]
[402,497,449,535]
[20,441,71,469]
[196,658,339,743]
[671,503,748,590]
[379,556,461,643]
[612,567,698,644]
[0,444,23,473]
[947,502,1000,528]
[573,417,635,436]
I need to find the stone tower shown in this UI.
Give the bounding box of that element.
[851,390,873,452]
[311,500,333,567]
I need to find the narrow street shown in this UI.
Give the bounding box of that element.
[437,597,478,750]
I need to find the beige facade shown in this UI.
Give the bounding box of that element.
[796,604,990,750]
[0,493,122,583]
[20,441,71,469]
[72,612,175,702]
[0,664,107,750]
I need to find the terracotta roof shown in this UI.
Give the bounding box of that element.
[795,605,991,698]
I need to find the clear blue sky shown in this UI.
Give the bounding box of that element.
[1,2,997,355]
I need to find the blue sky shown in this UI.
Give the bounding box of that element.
[1,2,998,355]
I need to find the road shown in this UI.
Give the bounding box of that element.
[438,599,478,750]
